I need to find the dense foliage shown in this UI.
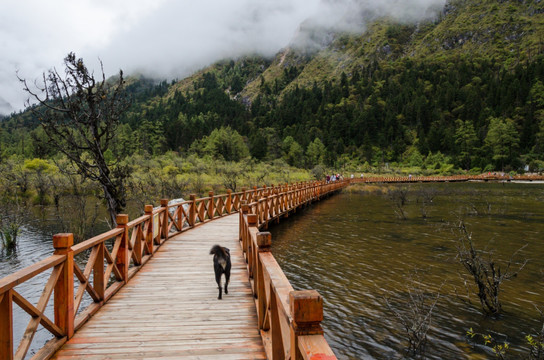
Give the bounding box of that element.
[2,0,544,175]
[6,55,544,173]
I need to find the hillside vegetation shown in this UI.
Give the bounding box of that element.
[2,0,544,175]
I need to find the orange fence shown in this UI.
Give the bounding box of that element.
[2,174,540,359]
[351,174,544,184]
[238,180,347,359]
[0,181,347,360]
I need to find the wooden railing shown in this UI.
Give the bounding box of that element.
[351,173,544,183]
[2,173,540,360]
[239,180,348,360]
[1,182,345,360]
[13,173,537,359]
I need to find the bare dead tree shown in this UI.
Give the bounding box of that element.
[53,159,102,241]
[384,271,441,358]
[0,165,26,251]
[389,187,409,220]
[417,187,438,219]
[453,220,528,315]
[19,52,130,226]
[0,197,24,252]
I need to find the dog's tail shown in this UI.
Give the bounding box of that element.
[210,244,229,259]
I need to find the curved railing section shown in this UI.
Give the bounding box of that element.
[0,182,346,360]
[5,173,537,359]
[239,180,347,360]
[352,173,544,183]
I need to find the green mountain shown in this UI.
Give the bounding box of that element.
[242,0,543,99]
[2,0,544,172]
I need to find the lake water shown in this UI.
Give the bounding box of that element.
[269,182,544,359]
[0,203,112,358]
[2,182,543,359]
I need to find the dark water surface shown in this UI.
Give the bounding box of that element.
[269,182,544,359]
[2,183,543,358]
[0,206,111,358]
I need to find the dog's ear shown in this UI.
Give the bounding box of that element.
[224,247,230,255]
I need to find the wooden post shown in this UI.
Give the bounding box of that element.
[116,215,129,283]
[160,199,169,242]
[290,290,324,360]
[189,194,197,226]
[226,189,232,213]
[254,196,261,224]
[93,240,105,302]
[133,218,142,266]
[208,191,214,220]
[263,195,269,230]
[242,187,247,202]
[270,286,284,359]
[53,233,75,339]
[246,214,258,267]
[0,289,13,360]
[256,232,271,329]
[248,214,258,227]
[240,202,249,242]
[145,205,154,255]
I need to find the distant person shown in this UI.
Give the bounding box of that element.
[351,174,354,179]
[326,175,330,183]
[409,174,412,181]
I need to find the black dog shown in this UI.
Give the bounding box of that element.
[209,245,231,300]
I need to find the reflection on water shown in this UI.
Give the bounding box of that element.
[0,206,111,359]
[270,183,544,359]
[0,223,58,359]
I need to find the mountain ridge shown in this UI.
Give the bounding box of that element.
[2,0,544,172]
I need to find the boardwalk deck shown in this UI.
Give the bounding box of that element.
[52,214,266,359]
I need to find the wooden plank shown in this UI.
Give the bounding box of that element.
[298,335,336,360]
[16,262,63,359]
[0,290,13,360]
[72,228,124,255]
[53,214,265,359]
[30,336,66,360]
[53,352,266,360]
[0,255,65,294]
[12,290,63,337]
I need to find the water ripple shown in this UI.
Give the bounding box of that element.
[271,184,544,359]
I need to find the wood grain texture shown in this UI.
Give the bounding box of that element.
[52,214,265,359]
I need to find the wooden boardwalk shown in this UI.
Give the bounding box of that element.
[2,181,344,360]
[52,214,266,359]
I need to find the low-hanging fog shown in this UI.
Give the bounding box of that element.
[0,0,446,115]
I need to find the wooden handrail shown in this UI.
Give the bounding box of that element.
[0,254,68,360]
[71,228,124,255]
[239,180,346,359]
[3,173,541,359]
[0,255,66,294]
[351,174,544,184]
[0,180,344,360]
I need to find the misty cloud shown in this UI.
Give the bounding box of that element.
[294,0,446,50]
[0,0,446,115]
[0,97,12,116]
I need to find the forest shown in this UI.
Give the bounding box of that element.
[1,0,544,240]
[3,53,544,174]
[1,2,544,358]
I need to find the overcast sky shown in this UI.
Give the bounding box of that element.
[0,0,446,115]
